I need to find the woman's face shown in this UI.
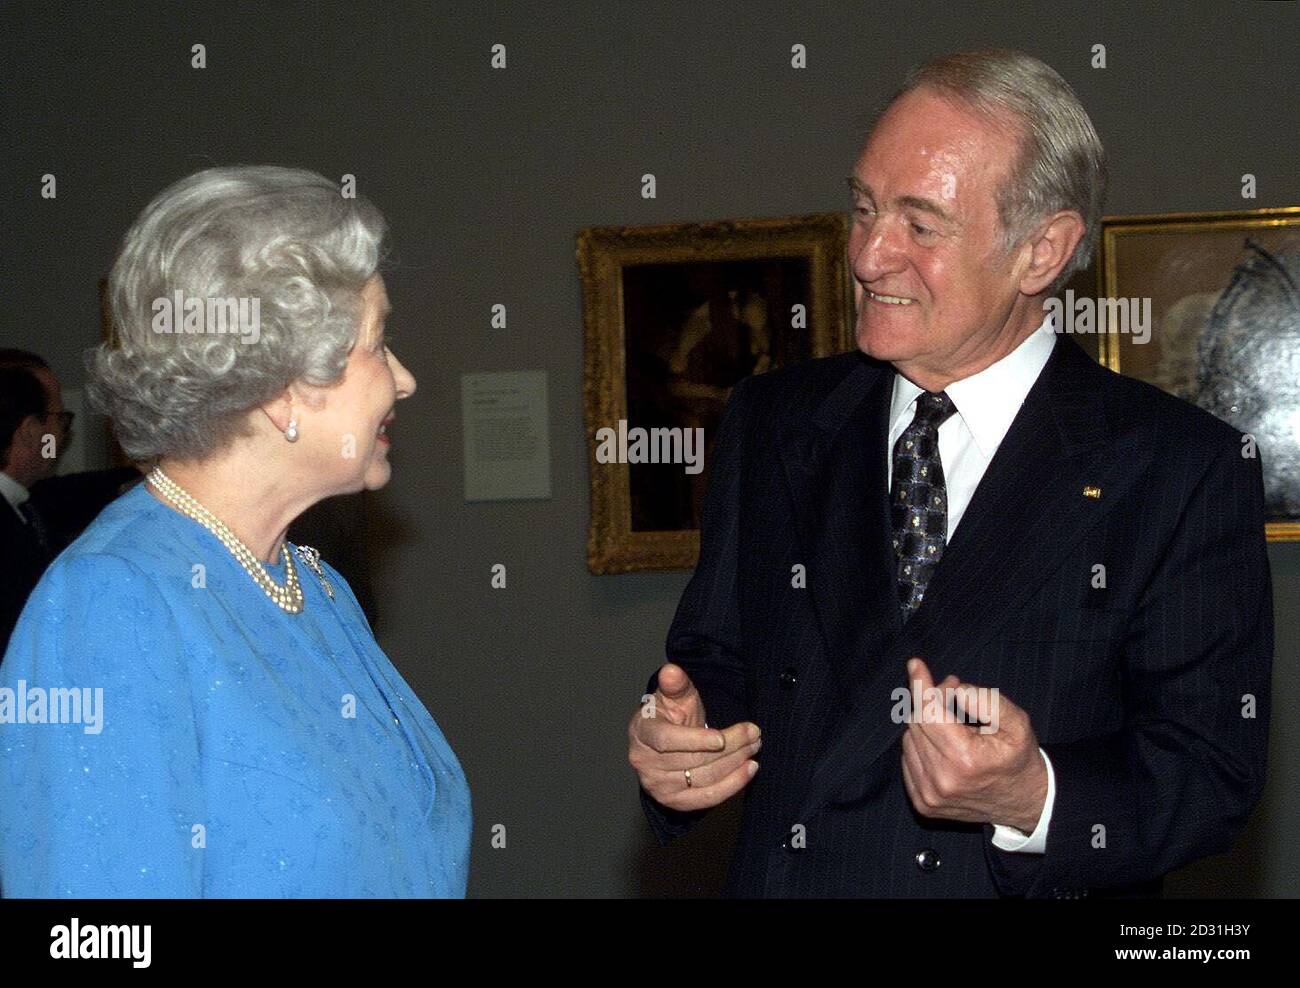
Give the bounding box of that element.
[299,274,416,494]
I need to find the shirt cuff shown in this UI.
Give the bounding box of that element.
[990,747,1054,854]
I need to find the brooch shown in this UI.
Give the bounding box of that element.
[294,545,335,600]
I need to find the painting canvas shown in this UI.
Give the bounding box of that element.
[578,214,852,573]
[1097,207,1300,540]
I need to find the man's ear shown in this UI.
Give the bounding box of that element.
[3,414,46,472]
[1018,210,1086,296]
[17,412,47,451]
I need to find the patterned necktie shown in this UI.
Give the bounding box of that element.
[18,499,51,553]
[890,390,957,622]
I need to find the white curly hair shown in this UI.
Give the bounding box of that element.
[88,165,387,461]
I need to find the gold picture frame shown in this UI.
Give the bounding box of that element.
[1096,206,1300,541]
[578,212,853,573]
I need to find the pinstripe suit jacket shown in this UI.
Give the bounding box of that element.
[640,332,1273,897]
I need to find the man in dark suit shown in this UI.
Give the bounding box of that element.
[1,350,141,656]
[0,362,64,655]
[627,50,1272,897]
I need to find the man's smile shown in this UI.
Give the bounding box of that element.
[865,288,917,306]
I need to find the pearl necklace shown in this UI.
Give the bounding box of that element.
[147,466,305,614]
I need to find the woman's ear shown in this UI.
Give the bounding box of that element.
[259,390,295,435]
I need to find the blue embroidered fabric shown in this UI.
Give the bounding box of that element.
[0,483,471,897]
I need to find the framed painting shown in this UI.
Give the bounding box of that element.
[578,213,853,573]
[1097,207,1300,541]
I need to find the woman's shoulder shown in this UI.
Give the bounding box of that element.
[30,484,197,612]
[55,483,194,575]
[6,490,188,676]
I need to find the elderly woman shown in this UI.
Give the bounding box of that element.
[0,166,470,897]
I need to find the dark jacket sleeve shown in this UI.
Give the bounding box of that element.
[985,433,1273,896]
[639,376,755,845]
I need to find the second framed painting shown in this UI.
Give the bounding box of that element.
[1097,206,1300,541]
[578,213,853,573]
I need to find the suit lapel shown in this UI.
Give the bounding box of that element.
[793,335,1154,823]
[0,499,50,580]
[778,357,901,698]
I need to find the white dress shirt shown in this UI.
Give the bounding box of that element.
[0,469,32,524]
[887,313,1057,854]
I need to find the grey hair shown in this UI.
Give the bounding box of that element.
[88,165,387,461]
[889,49,1107,294]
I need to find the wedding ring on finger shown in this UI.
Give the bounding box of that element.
[684,768,693,788]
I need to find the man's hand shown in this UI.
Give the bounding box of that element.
[628,662,761,812]
[900,657,1047,833]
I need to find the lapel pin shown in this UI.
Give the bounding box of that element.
[1082,485,1101,499]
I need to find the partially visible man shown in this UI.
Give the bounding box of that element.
[0,349,141,655]
[0,357,66,653]
[628,50,1272,897]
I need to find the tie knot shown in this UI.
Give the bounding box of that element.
[913,390,955,427]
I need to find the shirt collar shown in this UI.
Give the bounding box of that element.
[889,311,1057,460]
[0,469,30,512]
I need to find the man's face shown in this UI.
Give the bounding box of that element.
[848,87,1029,384]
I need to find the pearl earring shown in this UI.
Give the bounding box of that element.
[285,417,299,442]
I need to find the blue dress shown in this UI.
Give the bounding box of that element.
[0,483,471,897]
